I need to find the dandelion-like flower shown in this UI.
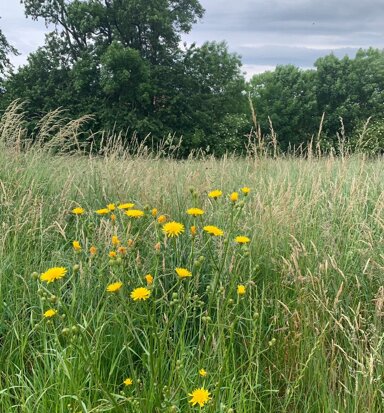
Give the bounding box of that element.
[107,203,116,211]
[237,284,246,295]
[151,208,158,217]
[131,287,151,301]
[190,225,197,236]
[73,240,81,251]
[145,274,154,285]
[126,209,144,218]
[96,208,110,215]
[230,192,239,202]
[199,369,207,377]
[72,207,84,215]
[112,235,120,246]
[118,203,135,210]
[117,246,127,255]
[110,213,116,222]
[175,267,192,278]
[106,281,123,293]
[162,221,184,238]
[208,190,222,199]
[241,187,250,195]
[187,208,204,217]
[235,236,250,244]
[109,251,117,258]
[89,246,97,255]
[203,225,224,236]
[157,215,167,224]
[43,309,57,318]
[123,378,133,386]
[189,387,211,407]
[40,267,67,283]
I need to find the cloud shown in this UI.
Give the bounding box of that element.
[2,0,384,75]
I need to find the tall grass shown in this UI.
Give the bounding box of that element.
[0,105,383,412]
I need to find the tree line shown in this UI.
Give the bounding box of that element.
[1,1,383,155]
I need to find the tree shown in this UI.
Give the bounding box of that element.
[0,17,18,77]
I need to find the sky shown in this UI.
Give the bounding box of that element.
[1,0,384,78]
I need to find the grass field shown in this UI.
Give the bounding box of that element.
[0,141,383,412]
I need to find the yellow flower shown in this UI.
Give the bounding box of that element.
[89,246,97,255]
[203,225,224,236]
[186,208,204,217]
[40,267,67,283]
[112,235,120,246]
[230,192,239,202]
[131,287,151,301]
[43,309,57,318]
[126,209,144,218]
[189,387,211,407]
[72,240,81,251]
[145,274,154,285]
[151,208,158,217]
[199,368,207,377]
[106,281,123,292]
[118,203,135,210]
[237,284,246,295]
[110,213,116,222]
[241,187,250,195]
[208,190,222,199]
[107,203,116,211]
[175,267,192,278]
[157,215,167,224]
[190,225,197,236]
[162,221,185,238]
[117,246,127,255]
[72,207,84,215]
[123,378,133,386]
[96,208,110,215]
[235,236,250,244]
[109,251,117,258]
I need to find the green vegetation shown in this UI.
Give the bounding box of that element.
[0,111,383,412]
[1,1,384,154]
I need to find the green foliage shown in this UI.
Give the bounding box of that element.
[0,17,18,78]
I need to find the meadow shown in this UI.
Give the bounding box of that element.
[0,117,383,412]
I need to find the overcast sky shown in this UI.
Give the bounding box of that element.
[1,0,384,78]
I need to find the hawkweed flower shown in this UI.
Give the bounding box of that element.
[203,225,224,236]
[190,225,197,236]
[189,387,211,407]
[157,215,167,224]
[126,209,144,218]
[112,235,120,246]
[199,369,207,377]
[175,267,192,278]
[72,240,81,251]
[237,285,246,295]
[162,221,184,238]
[43,309,57,318]
[151,208,158,217]
[96,208,110,215]
[40,267,67,283]
[123,378,133,386]
[72,207,84,215]
[241,187,250,195]
[131,287,151,301]
[117,246,127,255]
[118,203,135,210]
[208,190,222,200]
[230,192,239,202]
[145,274,154,285]
[106,281,123,293]
[109,251,117,259]
[107,203,116,211]
[89,246,97,255]
[110,213,116,222]
[235,236,250,244]
[186,208,204,217]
